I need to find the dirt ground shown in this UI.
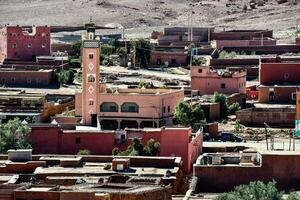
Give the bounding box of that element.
[0,0,299,41]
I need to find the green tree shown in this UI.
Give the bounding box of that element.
[212,92,229,118]
[109,39,121,54]
[287,192,300,200]
[216,181,283,200]
[72,40,82,57]
[57,70,75,85]
[173,101,206,131]
[131,39,153,68]
[0,118,31,153]
[111,138,160,156]
[228,102,241,115]
[101,44,113,56]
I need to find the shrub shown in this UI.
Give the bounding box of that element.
[228,102,241,115]
[77,149,91,155]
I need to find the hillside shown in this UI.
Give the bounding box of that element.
[0,0,299,38]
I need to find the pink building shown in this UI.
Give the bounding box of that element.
[0,25,50,61]
[79,23,184,128]
[76,88,184,129]
[29,125,203,173]
[191,66,246,95]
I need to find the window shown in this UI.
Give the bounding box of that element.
[198,69,202,73]
[89,100,94,105]
[11,32,16,37]
[27,78,31,84]
[163,106,166,113]
[221,83,226,89]
[12,43,17,48]
[171,59,176,64]
[28,43,32,48]
[157,58,162,65]
[75,137,81,144]
[88,74,95,82]
[100,102,118,112]
[168,106,170,113]
[42,43,46,48]
[11,77,15,83]
[89,53,94,59]
[121,103,139,113]
[292,93,297,101]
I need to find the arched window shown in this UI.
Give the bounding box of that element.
[88,74,95,82]
[100,102,118,112]
[121,103,139,113]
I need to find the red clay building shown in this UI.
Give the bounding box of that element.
[191,66,247,95]
[29,125,203,173]
[258,59,300,103]
[0,25,50,61]
[211,30,273,41]
[150,51,188,67]
[194,150,300,192]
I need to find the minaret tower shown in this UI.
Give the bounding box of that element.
[81,21,100,125]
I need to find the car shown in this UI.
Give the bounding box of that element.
[216,132,243,142]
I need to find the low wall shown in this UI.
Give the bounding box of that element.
[236,107,295,126]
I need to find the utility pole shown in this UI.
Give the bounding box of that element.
[191,12,193,42]
[188,13,190,42]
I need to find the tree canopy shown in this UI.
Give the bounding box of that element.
[0,118,31,154]
[57,69,75,85]
[173,101,206,131]
[131,39,153,68]
[112,138,160,157]
[215,181,300,200]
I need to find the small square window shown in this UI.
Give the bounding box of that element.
[12,43,17,48]
[89,100,94,105]
[42,43,46,48]
[11,77,15,83]
[75,137,80,144]
[89,54,94,59]
[28,43,32,48]
[221,83,226,89]
[198,69,202,73]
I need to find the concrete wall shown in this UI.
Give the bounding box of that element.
[214,39,276,48]
[258,86,299,103]
[236,107,295,126]
[150,51,188,67]
[0,70,54,87]
[211,30,273,40]
[260,63,300,85]
[194,153,300,192]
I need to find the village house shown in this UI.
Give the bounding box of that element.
[190,66,247,95]
[29,125,203,174]
[0,25,51,61]
[258,57,300,103]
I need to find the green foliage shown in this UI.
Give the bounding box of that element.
[131,39,153,68]
[173,101,206,131]
[138,80,155,89]
[212,92,229,117]
[218,51,250,59]
[72,41,82,57]
[0,118,31,153]
[77,149,91,155]
[109,39,121,54]
[112,138,160,156]
[228,102,241,115]
[234,120,245,133]
[216,181,283,200]
[101,44,113,56]
[117,47,127,57]
[57,70,75,85]
[287,192,300,200]
[69,58,81,68]
[192,57,205,66]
